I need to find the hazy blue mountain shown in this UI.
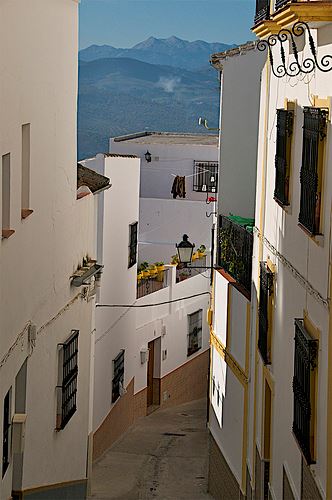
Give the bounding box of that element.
[78,56,220,160]
[79,36,234,70]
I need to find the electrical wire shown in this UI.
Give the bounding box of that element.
[96,291,211,308]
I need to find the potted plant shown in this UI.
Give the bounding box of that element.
[139,262,150,279]
[197,244,206,258]
[155,262,165,282]
[148,264,158,278]
[170,254,179,266]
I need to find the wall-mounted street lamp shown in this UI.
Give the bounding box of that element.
[144,151,152,163]
[176,234,195,265]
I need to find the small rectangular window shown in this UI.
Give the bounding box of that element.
[293,319,318,464]
[299,107,327,235]
[193,161,218,193]
[187,309,202,356]
[21,124,31,214]
[112,350,125,403]
[128,222,138,268]
[56,330,79,430]
[2,389,11,478]
[274,108,293,207]
[2,153,11,232]
[258,262,274,365]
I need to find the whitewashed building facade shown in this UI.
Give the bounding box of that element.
[0,1,108,499]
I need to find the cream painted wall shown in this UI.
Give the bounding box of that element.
[0,0,95,497]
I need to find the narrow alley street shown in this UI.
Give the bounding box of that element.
[88,398,213,500]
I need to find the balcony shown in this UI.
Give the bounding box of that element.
[137,268,170,299]
[217,215,254,294]
[254,0,270,24]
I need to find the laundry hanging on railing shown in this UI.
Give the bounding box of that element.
[171,176,186,199]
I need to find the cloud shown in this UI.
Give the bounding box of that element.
[157,76,181,93]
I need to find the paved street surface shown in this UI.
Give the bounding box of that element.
[88,398,213,499]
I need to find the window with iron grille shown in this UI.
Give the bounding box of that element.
[187,309,202,356]
[193,161,218,193]
[254,0,270,24]
[2,389,11,478]
[293,319,318,465]
[128,221,138,268]
[112,350,125,403]
[56,330,79,430]
[274,109,294,206]
[299,107,327,235]
[258,262,273,365]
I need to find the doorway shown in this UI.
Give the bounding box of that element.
[147,338,161,412]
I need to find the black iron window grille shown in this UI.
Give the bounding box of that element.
[193,161,218,193]
[293,319,318,464]
[218,215,254,294]
[274,109,294,206]
[299,107,327,235]
[258,262,273,365]
[254,0,270,24]
[112,350,125,403]
[128,221,138,268]
[275,0,290,10]
[57,330,79,430]
[2,390,10,478]
[187,309,202,356]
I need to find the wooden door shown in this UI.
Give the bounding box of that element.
[147,340,155,407]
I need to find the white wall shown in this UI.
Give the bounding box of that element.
[82,155,140,431]
[135,266,210,394]
[218,48,265,219]
[110,138,218,201]
[250,25,332,499]
[139,197,213,264]
[0,0,94,496]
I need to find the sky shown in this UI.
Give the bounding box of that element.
[79,0,256,49]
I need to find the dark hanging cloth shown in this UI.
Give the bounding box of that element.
[171,176,186,199]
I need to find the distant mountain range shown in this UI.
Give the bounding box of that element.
[78,37,232,159]
[79,36,235,71]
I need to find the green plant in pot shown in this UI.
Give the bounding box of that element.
[154,261,165,282]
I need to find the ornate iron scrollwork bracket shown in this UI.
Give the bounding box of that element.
[257,21,332,77]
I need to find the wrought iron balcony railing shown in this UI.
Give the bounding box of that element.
[218,215,254,294]
[137,268,169,299]
[254,0,270,24]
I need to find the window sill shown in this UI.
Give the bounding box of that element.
[2,229,15,239]
[274,197,291,214]
[21,208,33,220]
[298,223,324,247]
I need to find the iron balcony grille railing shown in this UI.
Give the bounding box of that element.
[187,309,203,356]
[193,161,218,193]
[60,330,79,429]
[137,268,169,299]
[274,109,294,206]
[258,262,273,365]
[299,107,327,235]
[254,0,270,24]
[218,215,254,294]
[112,350,125,403]
[293,319,318,464]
